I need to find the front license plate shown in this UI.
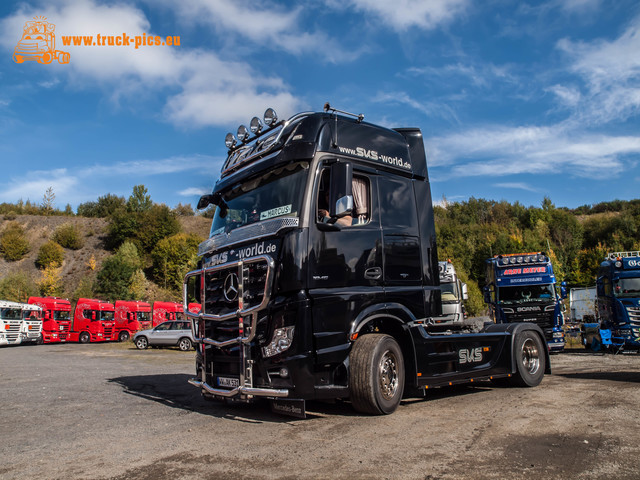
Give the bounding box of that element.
[217,376,240,388]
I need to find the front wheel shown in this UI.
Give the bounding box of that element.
[135,336,148,350]
[118,330,130,342]
[79,332,90,344]
[510,330,546,387]
[178,337,192,351]
[349,334,405,415]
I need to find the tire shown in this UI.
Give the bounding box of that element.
[118,330,130,342]
[135,336,148,350]
[41,52,53,64]
[178,337,192,351]
[349,334,405,415]
[13,54,24,64]
[509,330,546,387]
[79,332,90,344]
[57,52,70,64]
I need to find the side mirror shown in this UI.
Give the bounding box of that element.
[197,194,214,210]
[560,281,567,299]
[197,192,227,217]
[329,162,353,218]
[462,283,469,301]
[45,311,50,319]
[92,312,96,320]
[483,286,491,304]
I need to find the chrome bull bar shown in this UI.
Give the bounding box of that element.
[183,254,284,400]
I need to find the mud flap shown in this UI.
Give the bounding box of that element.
[270,399,306,419]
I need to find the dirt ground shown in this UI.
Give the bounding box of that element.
[1,342,639,479]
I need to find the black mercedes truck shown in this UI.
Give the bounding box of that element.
[184,104,549,417]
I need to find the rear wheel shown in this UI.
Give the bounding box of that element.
[135,336,148,350]
[178,337,192,351]
[118,330,130,342]
[349,334,405,415]
[510,330,546,387]
[79,332,90,344]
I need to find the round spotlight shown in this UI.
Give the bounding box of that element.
[517,256,523,263]
[237,125,249,142]
[510,257,516,264]
[264,107,278,126]
[539,255,546,262]
[250,116,263,134]
[225,133,236,148]
[524,256,530,263]
[615,261,622,268]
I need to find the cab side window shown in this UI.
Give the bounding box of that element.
[316,169,371,227]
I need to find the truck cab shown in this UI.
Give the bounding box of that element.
[27,296,71,343]
[484,252,565,352]
[185,105,549,416]
[20,303,43,344]
[596,252,640,349]
[0,300,24,346]
[433,260,468,328]
[152,301,186,327]
[113,300,151,341]
[70,298,115,343]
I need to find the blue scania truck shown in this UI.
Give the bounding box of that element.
[596,251,640,349]
[484,252,565,352]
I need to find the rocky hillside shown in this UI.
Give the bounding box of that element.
[0,214,211,301]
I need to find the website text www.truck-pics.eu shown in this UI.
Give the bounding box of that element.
[61,33,180,49]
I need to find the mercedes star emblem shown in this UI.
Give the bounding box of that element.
[223,272,239,302]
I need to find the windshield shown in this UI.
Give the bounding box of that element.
[440,282,459,303]
[209,162,309,237]
[23,311,42,321]
[0,308,21,320]
[614,277,640,297]
[498,284,555,304]
[137,312,151,323]
[99,311,114,321]
[54,310,70,321]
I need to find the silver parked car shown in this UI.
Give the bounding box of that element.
[134,321,194,351]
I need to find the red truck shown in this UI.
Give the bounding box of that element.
[112,300,152,341]
[152,302,201,327]
[152,301,184,327]
[69,298,115,343]
[28,296,72,343]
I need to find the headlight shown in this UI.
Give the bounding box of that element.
[262,326,295,358]
[553,332,564,339]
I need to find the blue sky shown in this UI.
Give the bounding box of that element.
[1,0,639,211]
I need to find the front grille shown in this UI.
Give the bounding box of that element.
[626,306,640,323]
[204,259,270,317]
[507,312,554,330]
[5,321,21,341]
[103,326,113,338]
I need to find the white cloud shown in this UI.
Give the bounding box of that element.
[328,0,470,31]
[493,182,540,193]
[428,125,640,179]
[557,14,640,125]
[547,84,581,107]
[0,155,219,207]
[373,91,460,125]
[151,0,360,63]
[1,0,304,127]
[179,187,209,197]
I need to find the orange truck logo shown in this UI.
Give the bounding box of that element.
[13,16,70,65]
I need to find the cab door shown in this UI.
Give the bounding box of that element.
[308,161,383,364]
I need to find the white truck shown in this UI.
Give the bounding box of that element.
[433,260,468,328]
[569,287,597,323]
[20,303,43,344]
[0,300,25,346]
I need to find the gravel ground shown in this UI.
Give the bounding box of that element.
[1,342,640,479]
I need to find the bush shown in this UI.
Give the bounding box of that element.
[0,272,38,302]
[53,223,84,250]
[36,240,65,269]
[37,264,63,297]
[95,241,144,300]
[151,233,202,290]
[0,221,30,261]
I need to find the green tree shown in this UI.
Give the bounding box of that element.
[151,233,202,290]
[95,241,144,300]
[41,186,55,215]
[0,221,30,261]
[0,272,38,302]
[127,184,152,213]
[53,223,84,250]
[36,240,65,269]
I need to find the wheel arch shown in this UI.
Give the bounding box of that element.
[349,303,418,388]
[485,322,551,375]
